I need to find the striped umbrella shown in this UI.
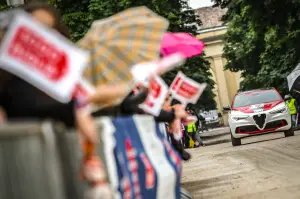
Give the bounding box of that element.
[78,6,169,87]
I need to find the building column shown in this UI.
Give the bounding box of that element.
[208,59,221,112]
[212,56,230,126]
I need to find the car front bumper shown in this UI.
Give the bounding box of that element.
[229,111,292,139]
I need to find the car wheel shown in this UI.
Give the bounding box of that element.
[231,133,241,146]
[284,128,295,137]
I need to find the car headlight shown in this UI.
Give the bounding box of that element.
[270,106,288,114]
[231,116,249,121]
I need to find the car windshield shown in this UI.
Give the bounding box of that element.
[233,90,282,108]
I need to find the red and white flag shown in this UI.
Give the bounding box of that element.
[139,76,168,116]
[170,72,206,107]
[0,11,89,103]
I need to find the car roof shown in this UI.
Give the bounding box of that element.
[237,88,275,95]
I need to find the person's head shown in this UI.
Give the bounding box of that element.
[24,3,70,38]
[186,104,195,114]
[284,94,292,101]
[171,99,181,106]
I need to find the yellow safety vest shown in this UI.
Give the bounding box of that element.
[187,123,197,133]
[286,98,297,115]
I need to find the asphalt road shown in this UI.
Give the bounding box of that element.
[181,130,300,199]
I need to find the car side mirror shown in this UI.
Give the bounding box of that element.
[223,106,231,111]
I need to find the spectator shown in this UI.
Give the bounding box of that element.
[168,99,191,160]
[183,110,198,148]
[285,94,298,129]
[0,3,99,142]
[187,108,205,147]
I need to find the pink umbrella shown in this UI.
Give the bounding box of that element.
[160,32,205,58]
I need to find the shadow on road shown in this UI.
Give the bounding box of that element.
[203,138,231,146]
[242,134,300,146]
[200,128,231,146]
[201,133,229,140]
[181,172,245,196]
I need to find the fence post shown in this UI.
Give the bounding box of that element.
[55,128,87,199]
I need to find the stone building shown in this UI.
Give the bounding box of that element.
[196,6,242,125]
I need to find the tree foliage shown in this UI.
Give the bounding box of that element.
[213,0,300,96]
[52,0,216,110]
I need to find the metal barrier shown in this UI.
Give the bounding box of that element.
[0,121,66,199]
[0,120,110,199]
[55,128,86,199]
[56,120,109,199]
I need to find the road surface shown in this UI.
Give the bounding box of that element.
[181,130,300,199]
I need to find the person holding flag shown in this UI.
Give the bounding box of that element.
[0,4,207,198]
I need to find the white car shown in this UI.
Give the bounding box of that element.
[224,88,294,146]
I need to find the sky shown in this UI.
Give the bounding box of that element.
[189,0,214,9]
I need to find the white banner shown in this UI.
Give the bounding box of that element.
[100,116,181,199]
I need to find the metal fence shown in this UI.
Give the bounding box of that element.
[0,120,100,199]
[0,121,67,199]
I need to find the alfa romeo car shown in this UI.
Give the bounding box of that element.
[225,88,294,146]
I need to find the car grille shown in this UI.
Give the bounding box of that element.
[236,120,287,134]
[253,114,266,129]
[265,120,287,129]
[237,125,258,133]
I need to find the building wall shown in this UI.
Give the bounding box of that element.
[198,28,241,126]
[195,7,227,29]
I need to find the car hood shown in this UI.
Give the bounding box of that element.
[232,100,284,114]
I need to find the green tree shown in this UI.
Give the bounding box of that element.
[50,0,91,41]
[213,0,300,96]
[53,0,216,110]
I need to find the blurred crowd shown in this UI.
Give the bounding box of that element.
[0,3,208,199]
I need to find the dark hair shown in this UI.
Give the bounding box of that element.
[171,99,181,106]
[23,3,70,38]
[58,23,70,39]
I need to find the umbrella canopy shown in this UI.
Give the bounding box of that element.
[287,63,300,93]
[160,32,205,58]
[78,6,169,86]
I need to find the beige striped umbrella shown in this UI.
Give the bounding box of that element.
[78,6,169,87]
